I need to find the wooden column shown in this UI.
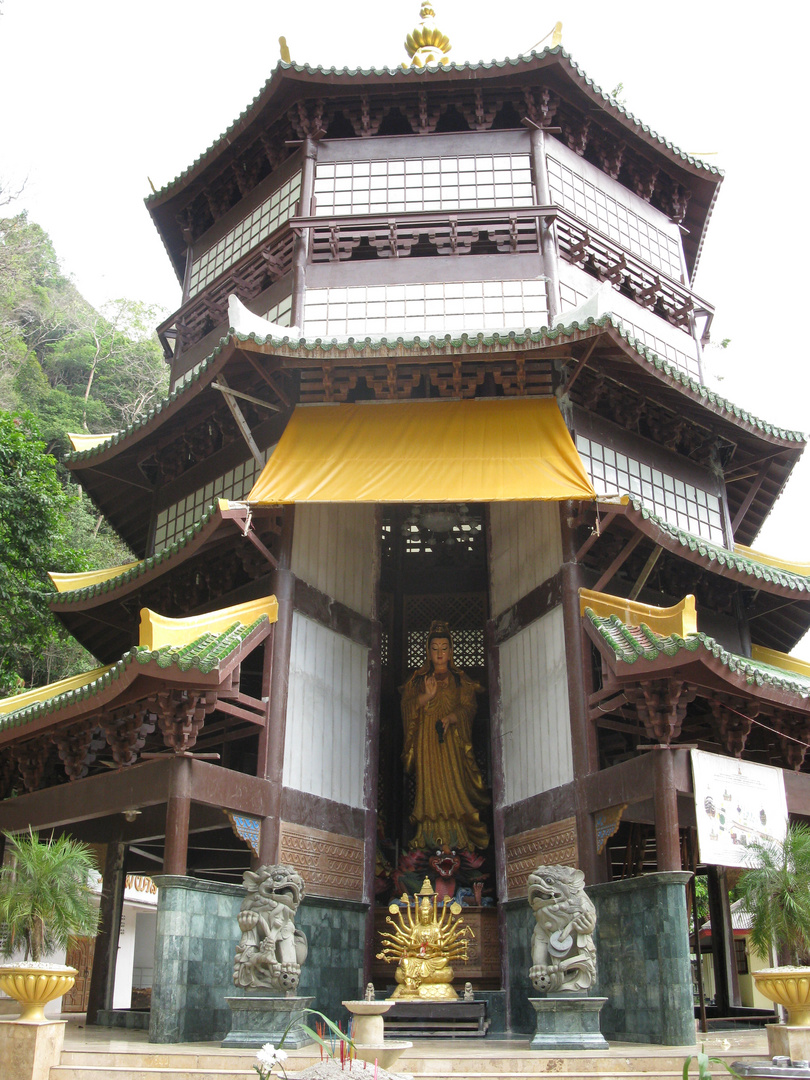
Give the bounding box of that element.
[529,125,561,326]
[707,865,742,1009]
[163,755,192,875]
[258,506,296,864]
[653,746,681,872]
[290,138,317,330]
[559,502,603,884]
[85,836,126,1024]
[362,507,383,983]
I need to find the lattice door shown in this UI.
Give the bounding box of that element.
[402,593,487,679]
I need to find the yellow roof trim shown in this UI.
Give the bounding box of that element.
[0,665,113,717]
[248,398,596,505]
[138,596,279,650]
[734,543,810,578]
[49,562,142,592]
[67,432,117,452]
[579,588,698,638]
[751,645,810,680]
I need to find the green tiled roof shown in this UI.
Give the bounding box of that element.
[48,501,223,605]
[585,609,810,699]
[66,314,805,466]
[624,497,810,593]
[146,46,720,205]
[0,616,269,733]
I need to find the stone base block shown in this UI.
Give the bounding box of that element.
[766,1023,810,1063]
[223,995,314,1049]
[529,996,609,1051]
[0,1018,66,1080]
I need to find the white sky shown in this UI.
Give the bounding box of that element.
[1,1,808,605]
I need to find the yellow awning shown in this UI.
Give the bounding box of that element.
[248,398,596,504]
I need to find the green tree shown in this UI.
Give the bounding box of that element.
[0,829,100,963]
[0,411,86,695]
[737,823,810,966]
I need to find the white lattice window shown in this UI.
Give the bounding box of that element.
[304,279,547,338]
[153,456,266,551]
[314,154,533,216]
[575,434,724,544]
[188,173,302,297]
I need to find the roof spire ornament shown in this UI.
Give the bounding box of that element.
[404,2,452,68]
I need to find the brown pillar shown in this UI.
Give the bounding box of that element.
[529,125,561,326]
[559,502,603,884]
[163,755,192,875]
[258,506,296,864]
[707,865,742,1010]
[653,746,681,872]
[86,837,126,1024]
[290,138,317,329]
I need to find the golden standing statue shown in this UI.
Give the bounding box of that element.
[377,878,473,1000]
[400,621,489,851]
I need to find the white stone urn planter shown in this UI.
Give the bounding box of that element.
[0,962,77,1023]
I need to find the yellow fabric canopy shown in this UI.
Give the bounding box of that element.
[248,398,596,504]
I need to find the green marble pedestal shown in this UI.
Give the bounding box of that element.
[529,995,609,1050]
[222,995,314,1048]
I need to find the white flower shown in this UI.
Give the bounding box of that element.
[257,1044,280,1068]
[275,1048,288,1062]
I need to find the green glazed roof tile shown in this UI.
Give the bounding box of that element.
[0,616,269,733]
[48,501,224,604]
[623,497,810,593]
[146,46,720,205]
[585,609,810,698]
[65,314,805,467]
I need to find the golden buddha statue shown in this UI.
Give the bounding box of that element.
[400,621,489,852]
[377,878,473,1000]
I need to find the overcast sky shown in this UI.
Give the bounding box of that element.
[2,1,808,586]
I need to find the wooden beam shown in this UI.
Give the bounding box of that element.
[560,336,601,397]
[574,511,617,562]
[210,381,280,413]
[592,531,645,592]
[628,545,663,600]
[730,461,769,534]
[215,375,265,466]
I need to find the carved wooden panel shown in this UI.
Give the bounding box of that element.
[279,821,364,901]
[505,818,578,900]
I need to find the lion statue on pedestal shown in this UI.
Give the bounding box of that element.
[528,865,597,994]
[233,864,308,993]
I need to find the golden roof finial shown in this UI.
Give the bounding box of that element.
[279,36,291,63]
[404,2,452,68]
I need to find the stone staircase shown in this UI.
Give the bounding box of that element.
[51,1044,762,1080]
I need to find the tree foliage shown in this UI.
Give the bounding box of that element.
[0,213,166,694]
[736,822,810,966]
[0,829,100,963]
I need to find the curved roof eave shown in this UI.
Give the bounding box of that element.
[65,315,805,477]
[145,46,722,213]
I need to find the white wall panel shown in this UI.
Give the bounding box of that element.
[291,504,376,617]
[283,613,369,808]
[499,608,572,805]
[489,501,562,617]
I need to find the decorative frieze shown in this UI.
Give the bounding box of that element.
[279,821,364,901]
[504,818,578,900]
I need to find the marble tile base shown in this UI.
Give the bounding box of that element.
[1,1018,65,1080]
[529,995,609,1050]
[222,994,315,1048]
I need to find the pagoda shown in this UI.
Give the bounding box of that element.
[1,8,809,1045]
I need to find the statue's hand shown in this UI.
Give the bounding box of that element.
[420,675,438,705]
[238,911,260,932]
[442,712,457,732]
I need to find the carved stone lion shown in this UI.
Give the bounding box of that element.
[233,864,308,993]
[528,865,597,994]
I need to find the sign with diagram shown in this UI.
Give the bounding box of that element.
[691,749,788,868]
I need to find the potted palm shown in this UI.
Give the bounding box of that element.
[736,822,810,1057]
[0,829,100,1022]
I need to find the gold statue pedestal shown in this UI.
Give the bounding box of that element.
[342,1000,411,1070]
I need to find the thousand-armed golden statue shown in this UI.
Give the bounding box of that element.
[400,621,489,852]
[377,878,473,1000]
